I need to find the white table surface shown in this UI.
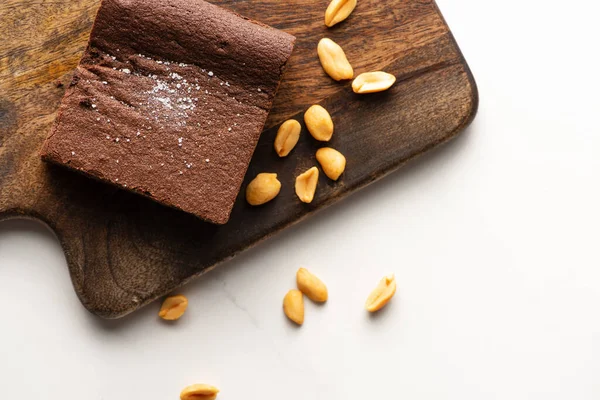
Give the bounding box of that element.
[1,0,599,398]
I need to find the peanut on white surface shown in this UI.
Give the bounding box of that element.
[180,384,220,400]
[158,295,188,320]
[365,274,397,312]
[283,289,305,325]
[296,267,328,303]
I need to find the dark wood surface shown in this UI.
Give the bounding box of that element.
[0,0,478,318]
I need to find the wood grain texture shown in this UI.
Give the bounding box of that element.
[0,0,478,318]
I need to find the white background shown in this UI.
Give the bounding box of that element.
[1,0,599,398]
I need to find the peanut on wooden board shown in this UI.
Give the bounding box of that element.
[317,38,354,81]
[295,166,319,203]
[325,0,357,27]
[304,105,334,141]
[158,294,188,320]
[352,71,397,94]
[180,384,220,400]
[283,289,305,325]
[274,119,301,157]
[296,268,328,303]
[316,147,346,181]
[365,274,397,312]
[246,173,281,206]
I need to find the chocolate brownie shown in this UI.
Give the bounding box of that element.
[41,0,295,224]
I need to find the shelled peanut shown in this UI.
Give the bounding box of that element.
[297,268,328,303]
[158,295,188,320]
[365,274,397,312]
[304,105,334,141]
[274,119,301,157]
[316,147,346,181]
[295,167,319,203]
[317,38,354,81]
[283,289,305,325]
[325,0,357,27]
[180,384,220,400]
[246,173,281,206]
[352,71,397,94]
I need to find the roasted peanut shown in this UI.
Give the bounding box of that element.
[246,173,281,206]
[158,295,188,320]
[365,274,396,312]
[316,147,346,181]
[352,71,397,94]
[304,105,334,141]
[317,38,354,81]
[180,384,220,400]
[283,289,304,325]
[325,0,357,27]
[274,119,301,157]
[295,167,319,203]
[296,268,328,303]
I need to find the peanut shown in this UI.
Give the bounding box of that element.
[304,105,334,141]
[365,274,396,312]
[158,295,188,320]
[325,0,357,27]
[316,147,346,181]
[296,268,328,303]
[352,71,397,94]
[283,289,304,325]
[317,38,354,81]
[295,166,319,203]
[180,384,220,400]
[274,119,301,157]
[246,173,281,206]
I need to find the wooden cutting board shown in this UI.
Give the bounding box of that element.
[0,0,477,318]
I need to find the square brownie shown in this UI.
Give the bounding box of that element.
[41,0,295,224]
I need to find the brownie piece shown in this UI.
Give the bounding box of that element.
[41,0,295,224]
